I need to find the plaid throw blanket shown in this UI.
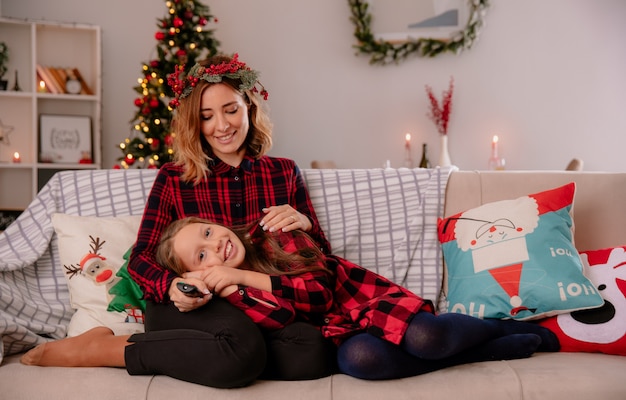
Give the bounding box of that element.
[0,166,453,363]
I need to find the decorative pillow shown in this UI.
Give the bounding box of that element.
[539,246,626,355]
[51,213,145,337]
[437,183,604,320]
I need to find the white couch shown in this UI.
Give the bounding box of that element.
[1,167,625,400]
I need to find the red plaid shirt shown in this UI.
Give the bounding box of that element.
[128,155,330,303]
[226,226,434,345]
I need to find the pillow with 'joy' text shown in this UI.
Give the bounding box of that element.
[437,183,604,320]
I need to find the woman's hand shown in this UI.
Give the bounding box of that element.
[168,276,213,312]
[261,204,312,233]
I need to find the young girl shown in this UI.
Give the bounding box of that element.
[156,216,560,380]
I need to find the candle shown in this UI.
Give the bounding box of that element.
[404,133,413,168]
[488,135,505,170]
[38,80,47,93]
[12,152,21,163]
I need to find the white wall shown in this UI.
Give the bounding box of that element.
[2,0,625,171]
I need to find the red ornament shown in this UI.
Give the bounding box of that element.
[184,10,194,20]
[150,60,160,68]
[155,31,166,41]
[164,134,174,146]
[199,17,207,26]
[176,49,187,58]
[148,164,158,169]
[142,107,150,115]
[134,98,144,107]
[149,138,160,151]
[113,164,121,170]
[125,155,135,166]
[149,98,160,108]
[173,17,184,28]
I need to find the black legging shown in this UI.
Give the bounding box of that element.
[337,311,560,380]
[125,298,335,387]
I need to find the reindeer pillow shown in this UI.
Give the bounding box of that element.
[52,213,145,337]
[539,246,626,355]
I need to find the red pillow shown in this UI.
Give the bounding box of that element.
[539,246,626,355]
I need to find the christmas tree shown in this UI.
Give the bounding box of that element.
[107,249,146,314]
[116,0,220,169]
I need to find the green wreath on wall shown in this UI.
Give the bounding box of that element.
[348,0,490,65]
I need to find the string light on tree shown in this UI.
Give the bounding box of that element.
[115,0,219,169]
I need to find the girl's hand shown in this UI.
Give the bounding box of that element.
[261,204,311,233]
[197,266,244,296]
[168,277,213,312]
[194,266,272,296]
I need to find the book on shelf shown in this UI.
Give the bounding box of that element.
[36,64,60,94]
[47,67,68,94]
[35,65,94,95]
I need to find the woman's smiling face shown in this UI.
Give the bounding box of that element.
[172,222,246,272]
[199,83,250,166]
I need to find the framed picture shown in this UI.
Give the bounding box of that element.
[39,114,92,163]
[367,0,466,42]
[0,209,22,232]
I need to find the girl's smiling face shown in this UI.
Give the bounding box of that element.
[172,222,246,272]
[199,83,250,166]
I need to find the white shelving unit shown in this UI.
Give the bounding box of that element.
[0,17,101,210]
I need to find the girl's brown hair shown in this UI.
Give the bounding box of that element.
[172,55,273,184]
[156,216,330,277]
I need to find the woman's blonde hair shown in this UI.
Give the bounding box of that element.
[171,55,273,184]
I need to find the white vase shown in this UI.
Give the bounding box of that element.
[438,135,452,167]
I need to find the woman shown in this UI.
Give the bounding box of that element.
[155,216,561,380]
[21,54,334,388]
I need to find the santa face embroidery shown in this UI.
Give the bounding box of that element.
[453,197,539,316]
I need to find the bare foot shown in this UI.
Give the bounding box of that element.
[21,326,129,367]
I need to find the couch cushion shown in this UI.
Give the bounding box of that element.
[302,167,453,302]
[438,182,604,320]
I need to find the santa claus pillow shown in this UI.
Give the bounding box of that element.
[437,183,604,320]
[539,245,626,355]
